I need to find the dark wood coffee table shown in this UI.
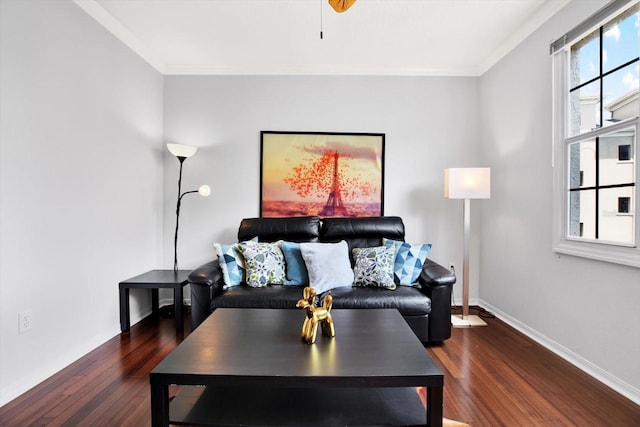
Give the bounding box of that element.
[150,308,443,426]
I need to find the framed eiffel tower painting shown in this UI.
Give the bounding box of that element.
[260,131,385,218]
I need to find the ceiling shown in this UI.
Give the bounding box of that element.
[74,0,571,76]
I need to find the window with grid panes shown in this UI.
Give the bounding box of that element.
[551,0,639,267]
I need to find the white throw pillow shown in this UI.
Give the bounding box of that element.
[299,241,354,294]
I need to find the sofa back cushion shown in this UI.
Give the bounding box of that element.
[320,217,405,254]
[238,216,321,243]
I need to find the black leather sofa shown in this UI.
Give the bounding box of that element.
[189,216,456,344]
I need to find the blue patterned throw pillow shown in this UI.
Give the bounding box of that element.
[237,241,286,288]
[214,242,246,288]
[383,238,432,286]
[352,246,396,290]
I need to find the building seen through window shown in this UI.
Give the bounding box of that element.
[567,2,638,245]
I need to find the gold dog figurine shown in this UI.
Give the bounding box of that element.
[296,287,317,340]
[296,287,335,344]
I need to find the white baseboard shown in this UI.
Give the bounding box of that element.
[451,296,481,308]
[479,299,640,406]
[0,304,155,408]
[0,325,128,408]
[0,298,181,408]
[158,297,190,308]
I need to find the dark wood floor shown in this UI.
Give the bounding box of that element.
[1,307,639,426]
[431,308,640,426]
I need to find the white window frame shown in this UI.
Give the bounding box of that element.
[551,0,640,268]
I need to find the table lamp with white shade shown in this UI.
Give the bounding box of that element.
[444,167,490,327]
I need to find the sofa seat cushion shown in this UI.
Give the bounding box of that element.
[211,285,305,310]
[327,286,431,317]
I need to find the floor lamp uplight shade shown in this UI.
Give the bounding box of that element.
[167,143,210,273]
[444,168,490,327]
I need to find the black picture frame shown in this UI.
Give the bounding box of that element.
[260,131,385,218]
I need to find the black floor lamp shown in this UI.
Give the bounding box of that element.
[167,143,210,273]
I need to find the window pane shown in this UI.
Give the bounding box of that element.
[569,189,596,238]
[599,187,635,244]
[619,144,632,161]
[568,139,596,189]
[619,196,631,213]
[602,4,639,74]
[599,127,635,186]
[603,62,639,124]
[571,28,600,87]
[570,80,601,135]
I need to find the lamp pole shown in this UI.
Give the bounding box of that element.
[173,156,186,272]
[167,144,210,273]
[462,197,470,319]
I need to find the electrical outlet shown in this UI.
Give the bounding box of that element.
[19,310,32,334]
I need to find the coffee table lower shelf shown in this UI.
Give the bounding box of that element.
[170,386,428,426]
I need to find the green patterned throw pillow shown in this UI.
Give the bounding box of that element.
[352,246,396,290]
[237,241,286,288]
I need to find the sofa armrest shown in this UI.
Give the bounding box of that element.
[189,259,223,287]
[418,258,456,342]
[418,258,456,289]
[189,259,224,331]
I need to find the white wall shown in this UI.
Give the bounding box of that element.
[0,0,164,406]
[162,76,483,298]
[5,0,636,411]
[479,0,640,403]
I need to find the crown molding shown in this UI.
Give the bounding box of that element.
[74,0,568,78]
[162,63,481,77]
[478,0,571,75]
[73,0,166,74]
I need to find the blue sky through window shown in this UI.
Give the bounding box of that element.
[574,5,639,111]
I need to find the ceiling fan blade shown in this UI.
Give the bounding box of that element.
[328,0,357,13]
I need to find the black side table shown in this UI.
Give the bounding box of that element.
[119,269,190,334]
